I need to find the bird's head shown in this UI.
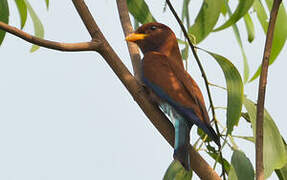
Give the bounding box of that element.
[125,22,177,54]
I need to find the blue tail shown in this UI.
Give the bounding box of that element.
[173,118,191,170]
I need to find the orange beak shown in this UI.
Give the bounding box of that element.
[125,33,148,42]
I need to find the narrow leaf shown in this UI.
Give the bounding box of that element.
[15,0,27,29]
[45,0,49,10]
[275,140,287,180]
[214,0,255,32]
[225,2,250,83]
[0,0,9,45]
[243,13,255,42]
[233,135,254,143]
[249,0,287,82]
[231,150,254,180]
[181,0,191,27]
[243,97,287,178]
[189,0,224,43]
[24,0,44,52]
[228,165,238,180]
[203,50,243,134]
[163,160,192,180]
[207,152,231,172]
[127,0,155,24]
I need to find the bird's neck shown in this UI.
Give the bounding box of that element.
[158,40,185,70]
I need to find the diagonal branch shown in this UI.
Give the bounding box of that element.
[0,21,98,51]
[0,0,220,179]
[256,0,282,179]
[72,0,220,179]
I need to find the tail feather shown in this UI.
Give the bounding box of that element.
[173,118,191,170]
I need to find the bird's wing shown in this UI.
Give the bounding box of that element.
[142,52,219,145]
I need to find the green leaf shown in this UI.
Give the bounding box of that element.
[202,50,243,135]
[275,139,287,180]
[24,0,44,52]
[0,0,9,45]
[163,160,192,180]
[214,0,255,32]
[228,165,238,180]
[181,0,191,27]
[207,152,231,172]
[243,97,287,178]
[249,0,287,82]
[231,150,254,180]
[233,135,254,143]
[225,2,250,84]
[243,13,255,42]
[127,0,156,24]
[189,0,224,43]
[45,0,49,10]
[181,45,189,61]
[15,0,27,29]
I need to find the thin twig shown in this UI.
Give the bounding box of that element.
[165,1,226,179]
[256,0,282,179]
[116,0,142,80]
[0,21,99,51]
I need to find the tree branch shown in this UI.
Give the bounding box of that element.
[116,0,142,80]
[256,0,282,179]
[72,0,220,179]
[0,21,98,51]
[0,0,220,178]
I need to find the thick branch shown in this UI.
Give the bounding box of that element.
[256,0,282,179]
[0,21,98,51]
[116,0,142,80]
[71,0,220,179]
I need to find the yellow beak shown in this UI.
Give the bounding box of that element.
[125,33,148,42]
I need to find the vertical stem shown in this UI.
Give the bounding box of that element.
[256,0,282,179]
[116,0,142,80]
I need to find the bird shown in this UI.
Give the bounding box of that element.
[125,22,220,170]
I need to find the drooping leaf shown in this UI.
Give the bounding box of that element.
[181,0,191,27]
[214,0,255,32]
[243,13,255,42]
[45,0,49,10]
[0,0,9,45]
[228,165,238,180]
[243,97,287,178]
[231,150,254,180]
[163,160,192,180]
[181,44,189,60]
[275,141,287,179]
[24,0,44,52]
[189,0,224,43]
[202,50,243,135]
[15,0,27,29]
[249,0,287,82]
[225,2,250,83]
[127,0,155,24]
[207,152,231,173]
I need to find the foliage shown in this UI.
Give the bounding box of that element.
[124,0,287,179]
[0,0,286,179]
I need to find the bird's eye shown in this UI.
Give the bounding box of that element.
[150,25,157,30]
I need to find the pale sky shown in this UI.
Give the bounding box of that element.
[0,0,286,179]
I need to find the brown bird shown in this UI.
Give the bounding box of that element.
[126,22,219,170]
